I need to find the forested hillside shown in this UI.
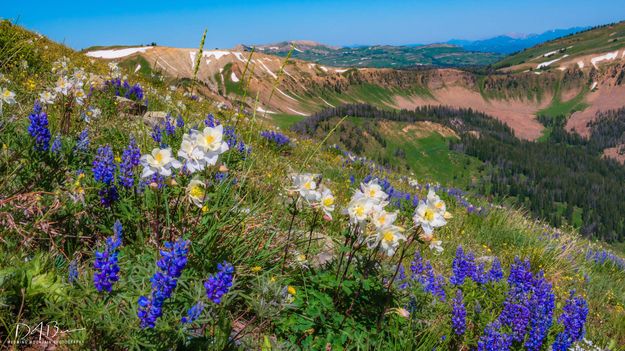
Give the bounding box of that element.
[293,104,625,242]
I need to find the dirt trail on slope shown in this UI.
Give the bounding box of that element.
[392,86,548,140]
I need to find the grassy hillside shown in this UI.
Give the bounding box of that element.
[1,21,625,350]
[495,21,625,69]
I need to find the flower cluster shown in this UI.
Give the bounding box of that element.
[119,137,141,188]
[261,130,290,147]
[290,173,335,219]
[93,222,123,292]
[477,321,512,351]
[496,258,556,349]
[585,247,625,272]
[408,251,447,301]
[451,289,466,335]
[181,302,205,324]
[75,128,90,152]
[552,290,588,351]
[105,78,144,101]
[51,134,62,154]
[138,238,190,328]
[343,179,407,256]
[27,101,51,151]
[204,261,235,304]
[450,246,476,285]
[92,145,116,185]
[92,145,119,206]
[413,189,449,238]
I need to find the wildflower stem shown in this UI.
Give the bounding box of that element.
[386,231,418,292]
[305,209,320,258]
[281,196,299,274]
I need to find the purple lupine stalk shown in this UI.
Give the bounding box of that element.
[119,137,141,188]
[93,223,122,292]
[151,124,162,143]
[51,134,62,154]
[499,301,531,342]
[204,113,220,127]
[27,101,51,151]
[488,257,504,282]
[137,238,190,328]
[164,115,176,136]
[75,128,89,152]
[204,261,235,304]
[477,321,512,351]
[551,290,589,351]
[181,302,205,324]
[92,145,116,185]
[176,115,185,128]
[524,275,555,351]
[450,246,476,285]
[260,130,291,147]
[451,290,466,335]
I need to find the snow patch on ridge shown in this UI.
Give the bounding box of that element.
[276,88,297,101]
[288,107,308,116]
[86,47,152,59]
[591,51,619,68]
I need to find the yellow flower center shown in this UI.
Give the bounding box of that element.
[155,152,164,163]
[287,286,297,295]
[379,214,387,225]
[354,206,365,217]
[436,201,444,209]
[189,185,204,199]
[322,197,334,207]
[205,135,215,144]
[303,181,313,190]
[424,209,435,222]
[369,189,377,197]
[383,231,395,242]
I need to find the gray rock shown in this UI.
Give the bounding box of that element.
[115,96,147,116]
[143,111,168,127]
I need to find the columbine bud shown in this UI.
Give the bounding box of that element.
[149,182,159,190]
[169,178,178,186]
[219,164,229,172]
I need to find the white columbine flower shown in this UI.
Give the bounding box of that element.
[371,209,398,229]
[413,199,447,235]
[74,88,86,105]
[359,180,389,203]
[0,87,16,105]
[369,225,406,256]
[194,125,229,165]
[140,148,182,178]
[346,196,375,224]
[318,186,335,220]
[290,173,321,202]
[39,91,56,104]
[82,106,101,122]
[429,240,444,254]
[186,179,206,208]
[54,76,73,95]
[178,133,207,174]
[427,189,446,214]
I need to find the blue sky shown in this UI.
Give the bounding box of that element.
[3,1,625,50]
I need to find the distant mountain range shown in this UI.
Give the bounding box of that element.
[446,27,589,54]
[241,27,588,68]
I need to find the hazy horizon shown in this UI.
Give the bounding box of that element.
[3,0,625,50]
